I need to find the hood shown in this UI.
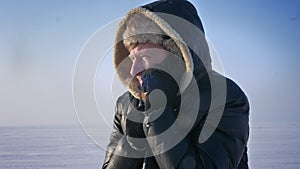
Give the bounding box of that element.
[114,0,212,99]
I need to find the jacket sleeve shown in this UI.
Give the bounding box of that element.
[102,93,144,169]
[142,78,250,169]
[102,96,124,169]
[196,79,250,169]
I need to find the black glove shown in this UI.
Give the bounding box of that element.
[141,68,180,110]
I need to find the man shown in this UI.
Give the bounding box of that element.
[102,0,249,168]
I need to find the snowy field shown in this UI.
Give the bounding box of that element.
[0,124,299,169]
[248,123,300,169]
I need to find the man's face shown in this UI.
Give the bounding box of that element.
[128,43,168,85]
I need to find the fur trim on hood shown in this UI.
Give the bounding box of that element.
[114,0,212,99]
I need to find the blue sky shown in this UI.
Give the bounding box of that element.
[0,0,299,126]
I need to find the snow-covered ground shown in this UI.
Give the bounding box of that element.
[0,124,299,169]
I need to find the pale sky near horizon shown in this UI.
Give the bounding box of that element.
[0,0,299,127]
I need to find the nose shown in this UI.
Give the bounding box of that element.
[130,58,144,77]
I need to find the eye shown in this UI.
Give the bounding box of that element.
[141,54,150,61]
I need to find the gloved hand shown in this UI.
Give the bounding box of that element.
[141,68,180,110]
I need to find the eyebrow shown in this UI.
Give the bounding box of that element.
[128,50,148,59]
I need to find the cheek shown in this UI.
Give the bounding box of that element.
[142,58,160,69]
[149,55,168,66]
[144,61,151,69]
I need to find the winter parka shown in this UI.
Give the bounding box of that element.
[102,0,249,168]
